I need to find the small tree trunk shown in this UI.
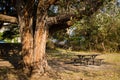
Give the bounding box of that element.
[101,42,106,51]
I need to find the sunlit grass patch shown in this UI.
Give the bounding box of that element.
[47,49,120,80]
[98,53,120,65]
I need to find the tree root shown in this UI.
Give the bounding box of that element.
[30,66,62,80]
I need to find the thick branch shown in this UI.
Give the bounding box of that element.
[0,14,18,23]
[47,13,74,34]
[49,20,72,35]
[47,13,74,26]
[48,0,106,34]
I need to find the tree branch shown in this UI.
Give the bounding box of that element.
[0,14,18,23]
[49,21,72,35]
[47,13,74,26]
[48,0,107,34]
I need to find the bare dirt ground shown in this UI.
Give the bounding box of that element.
[0,48,120,80]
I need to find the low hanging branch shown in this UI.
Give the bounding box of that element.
[47,13,74,26]
[0,14,18,23]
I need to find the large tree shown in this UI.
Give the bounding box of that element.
[0,0,113,76]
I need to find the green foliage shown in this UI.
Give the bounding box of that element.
[53,1,120,52]
[0,24,20,43]
[0,33,3,40]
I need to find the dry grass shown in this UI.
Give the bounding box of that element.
[0,48,120,80]
[47,49,120,80]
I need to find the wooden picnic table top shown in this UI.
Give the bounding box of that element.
[75,53,100,56]
[75,53,101,59]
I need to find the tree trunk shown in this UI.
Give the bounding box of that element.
[18,14,34,71]
[31,0,50,73]
[17,3,49,76]
[33,20,49,74]
[18,16,49,75]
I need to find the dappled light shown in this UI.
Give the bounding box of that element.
[0,43,22,68]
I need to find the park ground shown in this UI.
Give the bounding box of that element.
[0,48,120,80]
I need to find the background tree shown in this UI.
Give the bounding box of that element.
[55,0,120,52]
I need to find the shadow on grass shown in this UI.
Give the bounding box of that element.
[47,52,81,73]
[0,43,29,80]
[0,67,28,80]
[47,51,109,73]
[0,43,22,69]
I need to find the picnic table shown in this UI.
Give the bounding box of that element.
[73,53,103,65]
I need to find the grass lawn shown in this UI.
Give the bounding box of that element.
[0,48,120,80]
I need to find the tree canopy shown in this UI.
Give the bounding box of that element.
[0,0,114,32]
[0,0,117,77]
[52,0,120,52]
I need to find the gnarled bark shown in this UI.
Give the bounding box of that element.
[16,0,50,75]
[32,19,49,74]
[31,1,50,74]
[18,14,34,72]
